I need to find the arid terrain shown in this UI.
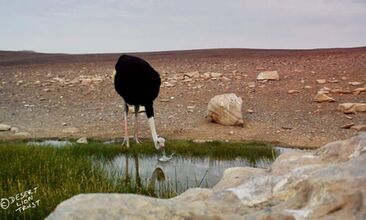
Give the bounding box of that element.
[0,48,365,148]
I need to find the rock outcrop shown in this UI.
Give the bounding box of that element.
[207,93,244,126]
[47,133,366,220]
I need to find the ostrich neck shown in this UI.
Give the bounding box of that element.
[148,117,158,145]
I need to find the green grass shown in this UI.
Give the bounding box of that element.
[0,139,278,220]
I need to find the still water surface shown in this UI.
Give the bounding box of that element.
[97,154,275,195]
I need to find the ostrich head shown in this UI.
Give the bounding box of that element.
[156,137,165,150]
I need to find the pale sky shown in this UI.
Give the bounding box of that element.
[0,0,365,54]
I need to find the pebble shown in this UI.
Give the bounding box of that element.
[316,79,326,84]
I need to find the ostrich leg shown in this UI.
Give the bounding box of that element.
[134,105,142,144]
[148,117,159,150]
[122,102,130,147]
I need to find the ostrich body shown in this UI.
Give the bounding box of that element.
[114,54,165,150]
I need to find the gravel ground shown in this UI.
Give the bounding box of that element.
[0,48,365,148]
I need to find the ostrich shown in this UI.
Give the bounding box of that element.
[114,54,165,150]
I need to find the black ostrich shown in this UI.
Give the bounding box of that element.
[114,54,165,150]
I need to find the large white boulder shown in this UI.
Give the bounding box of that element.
[207,93,244,126]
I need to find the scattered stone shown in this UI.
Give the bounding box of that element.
[62,123,68,126]
[353,87,366,95]
[304,85,312,89]
[76,137,88,144]
[62,127,80,134]
[351,124,366,131]
[229,131,234,135]
[183,71,199,78]
[340,123,354,129]
[314,92,335,103]
[163,82,175,88]
[328,79,339,83]
[341,76,347,80]
[287,90,300,94]
[256,71,279,81]
[0,124,11,131]
[337,103,366,114]
[247,109,254,113]
[316,79,326,84]
[207,93,244,126]
[348,81,365,86]
[159,99,170,103]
